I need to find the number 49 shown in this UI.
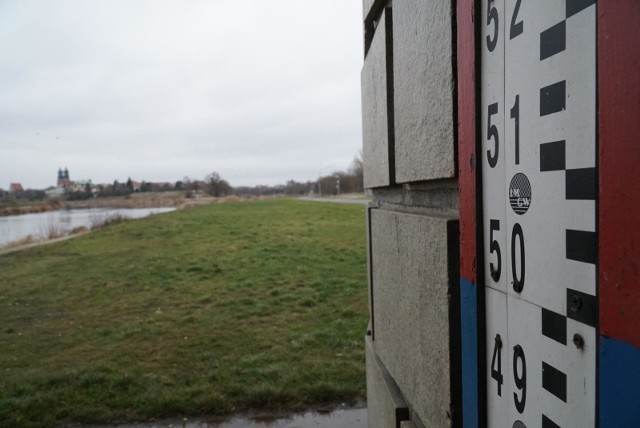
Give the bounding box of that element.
[491,334,527,413]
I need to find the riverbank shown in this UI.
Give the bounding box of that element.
[0,192,188,217]
[0,199,368,427]
[0,193,368,218]
[0,206,175,251]
[0,195,283,252]
[0,230,89,256]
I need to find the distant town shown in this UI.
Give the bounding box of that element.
[1,156,364,203]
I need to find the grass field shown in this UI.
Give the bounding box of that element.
[0,199,368,427]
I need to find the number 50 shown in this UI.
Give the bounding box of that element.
[488,219,525,292]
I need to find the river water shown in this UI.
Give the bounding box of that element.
[0,207,175,247]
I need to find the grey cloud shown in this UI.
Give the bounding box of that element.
[0,0,363,189]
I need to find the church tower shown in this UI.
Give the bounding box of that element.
[57,167,71,188]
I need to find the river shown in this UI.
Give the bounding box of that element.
[0,207,175,247]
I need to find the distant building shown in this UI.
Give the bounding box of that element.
[9,183,24,193]
[49,168,94,197]
[57,167,71,188]
[46,187,64,198]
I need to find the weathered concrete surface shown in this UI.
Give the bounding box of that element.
[371,179,459,217]
[370,209,460,427]
[403,414,427,428]
[362,8,393,189]
[366,335,409,428]
[392,0,455,183]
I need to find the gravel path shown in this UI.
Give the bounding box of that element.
[297,197,370,205]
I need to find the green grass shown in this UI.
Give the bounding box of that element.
[0,199,368,427]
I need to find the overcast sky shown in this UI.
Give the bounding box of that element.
[0,1,363,189]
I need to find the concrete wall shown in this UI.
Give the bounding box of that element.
[362,2,640,426]
[361,1,461,426]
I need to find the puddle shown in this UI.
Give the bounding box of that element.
[209,406,367,428]
[85,405,367,428]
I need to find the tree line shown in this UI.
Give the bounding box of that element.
[236,153,364,197]
[1,153,364,202]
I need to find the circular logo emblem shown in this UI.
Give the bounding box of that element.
[509,173,532,215]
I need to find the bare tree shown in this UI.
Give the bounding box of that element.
[205,172,233,197]
[348,150,364,192]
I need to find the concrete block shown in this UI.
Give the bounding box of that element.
[370,209,461,427]
[366,335,410,428]
[362,8,394,189]
[393,0,455,183]
[371,179,459,215]
[400,413,427,428]
[407,413,427,428]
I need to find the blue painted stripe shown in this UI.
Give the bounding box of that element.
[599,336,640,427]
[460,278,478,428]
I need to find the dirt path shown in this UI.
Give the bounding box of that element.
[298,196,370,205]
[0,231,89,256]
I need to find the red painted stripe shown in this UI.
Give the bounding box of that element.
[598,0,640,349]
[457,0,477,283]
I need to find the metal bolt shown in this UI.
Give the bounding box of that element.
[573,333,584,349]
[570,294,582,312]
